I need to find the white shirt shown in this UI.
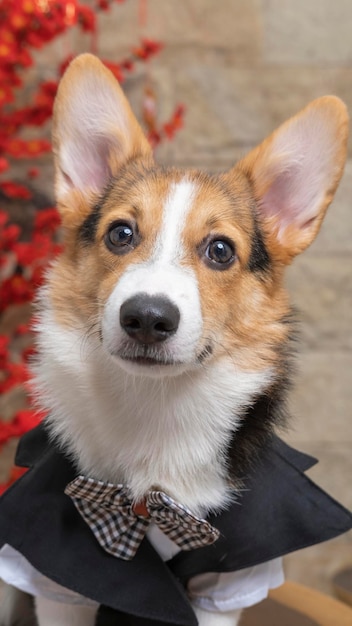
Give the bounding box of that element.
[0,525,284,612]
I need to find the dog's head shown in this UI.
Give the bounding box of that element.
[49,54,347,387]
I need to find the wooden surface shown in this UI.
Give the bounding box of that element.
[260,581,352,626]
[242,595,318,626]
[333,567,352,608]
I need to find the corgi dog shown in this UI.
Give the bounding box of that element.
[0,54,349,626]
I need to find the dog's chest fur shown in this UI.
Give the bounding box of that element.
[35,306,273,515]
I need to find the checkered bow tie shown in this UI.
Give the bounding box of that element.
[65,476,220,561]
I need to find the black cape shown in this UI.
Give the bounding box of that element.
[0,424,351,626]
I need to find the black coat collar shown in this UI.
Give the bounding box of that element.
[0,425,351,626]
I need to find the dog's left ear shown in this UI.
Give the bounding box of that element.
[234,96,348,260]
[52,54,152,207]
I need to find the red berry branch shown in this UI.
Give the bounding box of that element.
[0,0,185,493]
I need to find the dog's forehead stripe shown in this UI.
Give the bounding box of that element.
[154,179,196,263]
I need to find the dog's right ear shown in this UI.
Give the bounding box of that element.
[52,54,152,209]
[233,96,348,260]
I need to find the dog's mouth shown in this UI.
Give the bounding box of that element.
[113,343,180,367]
[111,343,213,368]
[112,344,213,368]
[119,354,177,367]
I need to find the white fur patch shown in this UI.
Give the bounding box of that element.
[156,179,196,263]
[102,179,203,374]
[34,306,273,515]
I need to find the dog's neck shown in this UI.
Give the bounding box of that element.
[34,310,275,515]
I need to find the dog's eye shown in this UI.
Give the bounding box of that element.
[105,223,134,254]
[205,239,235,266]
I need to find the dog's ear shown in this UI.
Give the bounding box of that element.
[234,96,348,260]
[52,54,152,207]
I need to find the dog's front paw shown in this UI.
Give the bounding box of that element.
[193,605,242,626]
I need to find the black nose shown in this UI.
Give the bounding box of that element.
[120,293,180,344]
